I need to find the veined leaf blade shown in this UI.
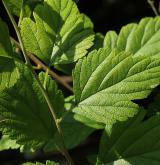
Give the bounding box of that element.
[73,48,160,125]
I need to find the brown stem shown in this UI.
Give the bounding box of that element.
[11,37,73,93]
[147,0,159,16]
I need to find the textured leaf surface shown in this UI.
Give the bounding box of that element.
[90,33,104,51]
[97,111,160,165]
[0,20,13,58]
[23,160,59,165]
[73,48,160,125]
[0,135,19,151]
[0,65,64,149]
[45,96,94,151]
[5,0,44,17]
[0,20,19,90]
[5,0,22,16]
[104,17,160,57]
[20,0,94,65]
[45,112,94,151]
[0,57,19,91]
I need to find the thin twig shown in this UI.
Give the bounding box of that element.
[147,0,159,16]
[11,37,73,93]
[2,1,75,164]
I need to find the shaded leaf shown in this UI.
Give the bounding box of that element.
[0,65,64,150]
[0,135,19,151]
[97,110,160,165]
[90,33,104,51]
[0,20,14,58]
[0,20,20,90]
[5,0,22,16]
[45,96,94,151]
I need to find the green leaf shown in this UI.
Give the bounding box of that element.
[0,57,19,91]
[73,48,160,125]
[0,135,20,151]
[21,0,44,20]
[0,20,13,58]
[104,17,160,57]
[45,96,94,151]
[90,33,104,51]
[5,0,23,16]
[97,110,160,165]
[20,0,94,65]
[0,20,20,90]
[45,112,94,151]
[23,160,60,165]
[0,65,65,150]
[5,0,44,17]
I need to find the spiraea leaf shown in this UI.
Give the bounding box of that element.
[0,64,64,149]
[0,20,19,90]
[5,0,22,17]
[73,48,160,125]
[104,17,160,57]
[0,20,14,59]
[0,135,20,151]
[97,110,160,165]
[0,64,93,151]
[20,0,94,65]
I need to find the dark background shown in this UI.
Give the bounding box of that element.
[0,0,158,164]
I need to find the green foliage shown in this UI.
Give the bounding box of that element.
[73,48,160,125]
[5,0,44,17]
[0,135,19,151]
[0,20,19,90]
[1,1,160,164]
[97,110,160,165]
[20,0,94,65]
[104,17,160,57]
[0,65,63,149]
[5,0,23,16]
[0,64,93,151]
[0,20,14,58]
[23,160,60,165]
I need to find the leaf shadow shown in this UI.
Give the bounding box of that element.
[0,57,15,73]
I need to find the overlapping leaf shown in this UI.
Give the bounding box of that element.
[0,135,19,151]
[20,0,94,65]
[0,20,14,59]
[5,0,44,17]
[5,0,22,17]
[45,96,94,151]
[97,110,160,165]
[0,65,93,150]
[90,33,104,51]
[104,17,160,57]
[73,48,160,125]
[0,20,19,90]
[0,65,64,149]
